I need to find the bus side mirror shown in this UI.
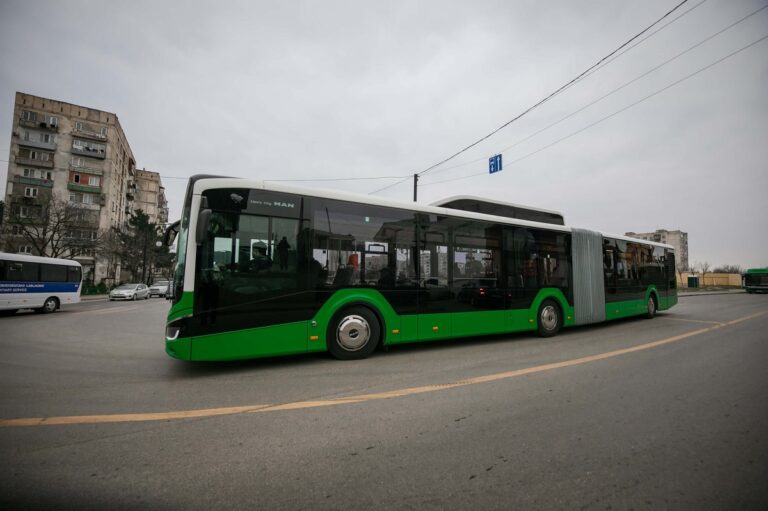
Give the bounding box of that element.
[163,220,180,247]
[196,209,212,245]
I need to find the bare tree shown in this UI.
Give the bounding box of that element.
[712,264,742,274]
[3,193,102,258]
[97,228,124,285]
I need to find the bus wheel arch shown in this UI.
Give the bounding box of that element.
[537,298,562,337]
[38,296,59,314]
[327,304,382,360]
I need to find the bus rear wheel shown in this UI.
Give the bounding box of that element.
[645,295,657,319]
[328,306,381,360]
[37,297,58,314]
[537,299,562,337]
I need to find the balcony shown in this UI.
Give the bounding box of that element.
[71,145,106,159]
[73,125,107,142]
[15,156,54,168]
[13,175,54,188]
[67,182,101,194]
[72,140,107,160]
[17,136,56,152]
[69,163,103,176]
[19,116,58,132]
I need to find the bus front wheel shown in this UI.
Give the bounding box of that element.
[537,299,562,337]
[328,306,381,360]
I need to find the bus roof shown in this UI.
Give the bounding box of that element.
[430,195,565,226]
[188,175,674,250]
[0,252,83,267]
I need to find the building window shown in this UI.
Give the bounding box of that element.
[88,175,100,186]
[18,245,33,254]
[21,111,36,122]
[71,157,83,167]
[24,187,38,198]
[73,174,81,183]
[19,206,29,218]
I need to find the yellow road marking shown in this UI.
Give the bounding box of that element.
[2,309,766,428]
[657,317,726,326]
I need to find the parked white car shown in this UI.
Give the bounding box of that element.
[109,283,150,301]
[149,280,170,297]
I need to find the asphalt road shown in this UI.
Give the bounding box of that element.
[1,294,767,510]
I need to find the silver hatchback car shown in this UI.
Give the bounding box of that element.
[109,283,150,301]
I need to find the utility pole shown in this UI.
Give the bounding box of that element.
[413,173,418,202]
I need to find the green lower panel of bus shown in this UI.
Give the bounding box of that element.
[604,288,676,321]
[166,288,672,361]
[166,288,580,361]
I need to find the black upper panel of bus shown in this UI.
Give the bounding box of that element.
[435,199,565,226]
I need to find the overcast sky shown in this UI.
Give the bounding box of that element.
[1,0,766,268]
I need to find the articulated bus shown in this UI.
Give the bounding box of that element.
[0,252,83,315]
[743,268,768,293]
[164,176,677,361]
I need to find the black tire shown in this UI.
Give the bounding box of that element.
[645,294,657,319]
[39,297,58,314]
[145,294,149,300]
[537,299,562,337]
[327,306,381,360]
[132,294,137,301]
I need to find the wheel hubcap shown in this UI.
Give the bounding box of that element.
[337,315,370,351]
[540,305,558,331]
[45,300,56,312]
[648,299,655,314]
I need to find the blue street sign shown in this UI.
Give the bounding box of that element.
[489,154,502,174]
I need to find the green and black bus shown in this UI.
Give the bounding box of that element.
[743,268,768,293]
[163,176,677,361]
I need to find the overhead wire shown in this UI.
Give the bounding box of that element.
[369,0,692,196]
[419,32,768,188]
[422,2,768,179]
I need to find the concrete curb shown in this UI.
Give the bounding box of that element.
[678,290,745,297]
[80,295,109,301]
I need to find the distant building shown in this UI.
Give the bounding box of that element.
[0,92,163,284]
[625,229,689,271]
[133,168,169,225]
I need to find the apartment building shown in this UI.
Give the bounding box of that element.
[625,229,689,271]
[134,168,169,225]
[2,92,138,284]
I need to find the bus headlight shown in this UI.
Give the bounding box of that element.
[166,325,181,341]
